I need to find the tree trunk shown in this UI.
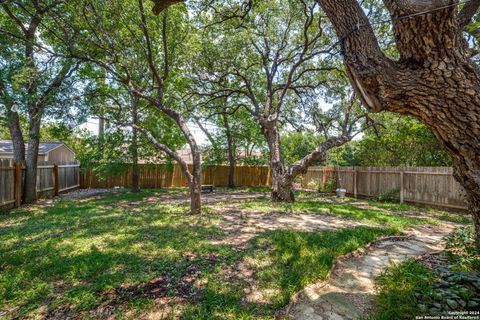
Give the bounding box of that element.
[23,115,41,204]
[223,112,235,188]
[168,109,202,214]
[190,148,202,214]
[271,171,295,202]
[8,111,25,161]
[317,0,480,246]
[133,108,202,214]
[131,139,140,193]
[131,98,140,193]
[261,119,295,202]
[467,189,480,247]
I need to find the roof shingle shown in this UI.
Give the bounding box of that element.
[0,141,64,154]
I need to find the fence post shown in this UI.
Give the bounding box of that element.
[14,161,22,208]
[79,169,84,188]
[400,170,404,204]
[53,164,59,196]
[353,167,357,198]
[322,167,326,190]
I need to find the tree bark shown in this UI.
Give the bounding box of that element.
[316,0,480,245]
[131,98,140,193]
[223,112,235,188]
[0,81,25,161]
[23,114,41,204]
[190,148,202,214]
[163,108,203,214]
[261,118,295,202]
[8,111,25,161]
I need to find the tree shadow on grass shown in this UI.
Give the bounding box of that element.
[0,196,226,319]
[246,226,398,308]
[0,193,403,320]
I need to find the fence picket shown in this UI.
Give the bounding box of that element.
[1,162,468,211]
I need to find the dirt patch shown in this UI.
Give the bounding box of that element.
[99,276,196,304]
[60,188,117,200]
[88,190,269,210]
[211,209,371,247]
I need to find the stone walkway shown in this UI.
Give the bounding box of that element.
[286,223,456,320]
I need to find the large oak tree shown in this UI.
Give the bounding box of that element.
[0,0,82,203]
[192,0,370,202]
[67,0,204,214]
[314,0,480,244]
[155,0,480,244]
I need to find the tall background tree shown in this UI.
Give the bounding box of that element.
[64,0,204,213]
[0,0,85,203]
[194,100,266,188]
[349,113,452,167]
[192,0,370,202]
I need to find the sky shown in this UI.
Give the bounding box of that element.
[78,99,363,147]
[80,118,210,145]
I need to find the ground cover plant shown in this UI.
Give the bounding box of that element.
[0,189,467,319]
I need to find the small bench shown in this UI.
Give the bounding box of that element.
[201,185,214,193]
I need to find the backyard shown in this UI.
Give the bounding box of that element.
[0,188,472,319]
[2,0,480,319]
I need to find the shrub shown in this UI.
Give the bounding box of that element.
[444,226,480,272]
[306,180,319,191]
[375,188,400,203]
[321,179,336,193]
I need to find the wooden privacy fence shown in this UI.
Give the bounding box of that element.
[80,164,466,210]
[302,166,467,210]
[0,159,80,208]
[80,164,272,189]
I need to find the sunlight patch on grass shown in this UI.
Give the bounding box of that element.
[246,227,398,308]
[238,198,436,229]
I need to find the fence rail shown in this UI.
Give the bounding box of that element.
[302,166,466,210]
[2,162,467,211]
[0,160,80,208]
[80,164,271,189]
[80,164,467,210]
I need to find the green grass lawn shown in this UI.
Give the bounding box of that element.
[237,198,438,230]
[0,190,459,319]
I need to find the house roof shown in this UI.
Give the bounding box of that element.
[0,141,67,155]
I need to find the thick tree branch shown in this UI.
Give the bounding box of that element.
[459,0,480,28]
[289,135,352,178]
[150,0,185,14]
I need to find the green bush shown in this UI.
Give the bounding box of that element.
[306,180,319,191]
[444,226,480,272]
[320,179,336,193]
[375,188,400,203]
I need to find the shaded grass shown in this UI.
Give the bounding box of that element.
[366,200,472,224]
[368,259,435,320]
[0,192,225,318]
